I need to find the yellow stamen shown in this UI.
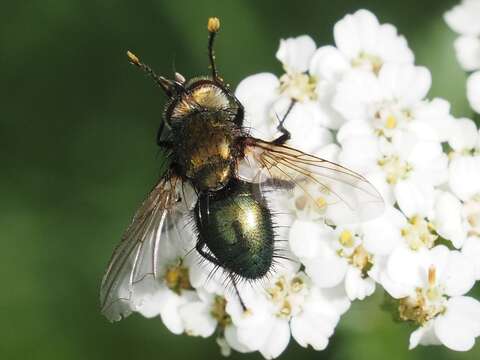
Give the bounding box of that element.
[428,266,436,287]
[339,230,354,247]
[385,115,397,129]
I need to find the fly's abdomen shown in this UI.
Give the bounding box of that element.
[194,179,274,279]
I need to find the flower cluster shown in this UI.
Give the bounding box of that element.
[445,0,480,114]
[128,9,480,357]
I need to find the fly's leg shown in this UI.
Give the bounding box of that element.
[272,100,296,145]
[156,120,173,148]
[195,240,247,311]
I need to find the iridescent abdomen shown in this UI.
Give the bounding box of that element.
[194,179,274,279]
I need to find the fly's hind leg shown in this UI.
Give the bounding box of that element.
[272,100,296,145]
[195,240,247,311]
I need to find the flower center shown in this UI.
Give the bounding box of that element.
[210,296,231,328]
[398,266,447,325]
[371,105,413,138]
[464,194,480,236]
[164,261,192,294]
[351,51,383,74]
[401,216,437,250]
[291,182,329,221]
[377,155,413,184]
[335,230,373,277]
[279,72,317,102]
[267,275,307,318]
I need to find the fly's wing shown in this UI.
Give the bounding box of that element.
[100,175,196,322]
[239,138,384,224]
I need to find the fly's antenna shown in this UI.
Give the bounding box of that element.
[126,50,181,97]
[207,17,220,81]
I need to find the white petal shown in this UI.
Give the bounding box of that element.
[409,322,441,349]
[378,63,431,106]
[454,35,480,71]
[387,246,430,291]
[434,296,480,351]
[309,45,349,81]
[334,10,379,60]
[338,135,379,174]
[235,73,279,138]
[395,179,434,218]
[319,286,351,315]
[259,318,291,359]
[442,251,475,296]
[130,278,164,317]
[159,289,188,334]
[304,242,348,288]
[444,0,480,35]
[362,206,405,256]
[224,325,253,353]
[380,270,413,299]
[448,118,479,151]
[291,314,329,350]
[406,140,448,186]
[433,191,467,249]
[467,71,480,114]
[291,290,340,350]
[462,237,480,279]
[179,300,217,337]
[289,220,330,259]
[282,102,333,153]
[375,23,414,64]
[413,98,455,143]
[344,267,375,300]
[449,155,480,201]
[337,120,374,142]
[276,35,316,73]
[332,69,382,122]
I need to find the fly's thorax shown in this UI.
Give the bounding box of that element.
[165,79,244,191]
[172,111,237,191]
[165,79,243,126]
[194,179,275,279]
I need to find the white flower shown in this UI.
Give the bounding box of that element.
[333,63,433,137]
[289,220,375,300]
[131,261,196,334]
[235,36,334,153]
[384,245,480,351]
[224,270,347,358]
[463,236,480,278]
[433,190,468,248]
[453,36,480,72]
[445,0,480,36]
[445,1,480,113]
[445,0,480,72]
[116,7,480,357]
[178,289,219,337]
[332,9,414,73]
[467,71,480,113]
[339,128,447,214]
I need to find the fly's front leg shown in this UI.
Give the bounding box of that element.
[156,120,173,149]
[272,100,296,145]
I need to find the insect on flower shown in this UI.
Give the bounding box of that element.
[100,17,384,320]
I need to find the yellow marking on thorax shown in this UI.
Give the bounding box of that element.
[171,85,229,120]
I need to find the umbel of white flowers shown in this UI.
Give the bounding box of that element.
[129,8,480,358]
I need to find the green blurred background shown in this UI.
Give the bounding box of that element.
[1,0,479,359]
